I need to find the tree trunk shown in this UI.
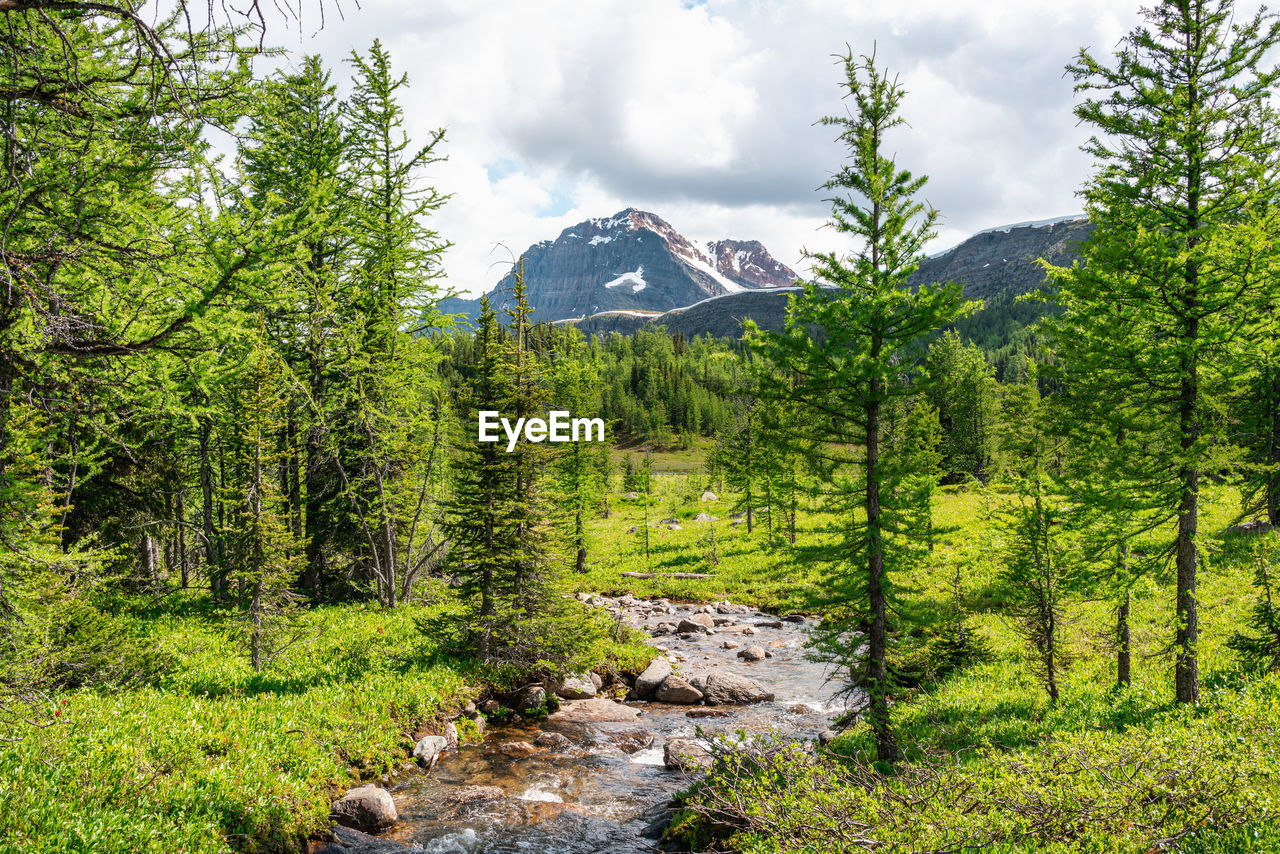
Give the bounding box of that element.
[1117,584,1131,689]
[1175,337,1200,705]
[199,418,221,598]
[865,384,898,764]
[1268,368,1279,526]
[574,508,586,573]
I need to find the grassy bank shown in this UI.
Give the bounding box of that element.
[597,476,1280,852]
[0,595,651,854]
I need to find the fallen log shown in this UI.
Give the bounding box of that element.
[619,571,712,580]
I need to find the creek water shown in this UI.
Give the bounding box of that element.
[379,599,848,854]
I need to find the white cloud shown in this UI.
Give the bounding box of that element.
[247,0,1259,296]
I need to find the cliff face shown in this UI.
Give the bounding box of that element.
[438,209,797,324]
[568,217,1093,340]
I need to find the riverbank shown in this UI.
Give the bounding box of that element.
[0,599,652,854]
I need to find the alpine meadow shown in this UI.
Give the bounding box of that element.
[5,2,1280,853]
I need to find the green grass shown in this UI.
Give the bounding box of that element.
[625,479,1280,853]
[0,594,650,854]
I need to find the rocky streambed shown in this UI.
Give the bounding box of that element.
[323,595,848,854]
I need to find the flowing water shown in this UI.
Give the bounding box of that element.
[380,600,847,854]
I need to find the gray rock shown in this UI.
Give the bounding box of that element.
[443,723,459,752]
[664,738,712,771]
[660,516,679,524]
[633,657,672,699]
[623,491,641,500]
[626,526,638,534]
[612,730,655,753]
[654,675,704,704]
[693,513,718,522]
[742,626,758,636]
[332,785,398,832]
[676,618,711,634]
[480,699,501,716]
[737,645,767,662]
[556,672,597,700]
[785,614,806,624]
[665,523,683,531]
[533,731,573,750]
[651,622,675,636]
[757,619,784,629]
[514,685,547,714]
[712,616,736,626]
[412,735,448,767]
[589,672,604,690]
[700,491,717,502]
[818,729,838,745]
[721,640,739,650]
[318,826,414,853]
[689,674,708,693]
[1226,520,1276,536]
[702,672,775,705]
[716,603,751,615]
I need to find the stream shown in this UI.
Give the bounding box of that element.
[376,597,847,853]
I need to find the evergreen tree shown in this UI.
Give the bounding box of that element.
[1046,0,1280,704]
[748,49,975,764]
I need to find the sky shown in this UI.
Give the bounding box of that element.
[248,1,1164,297]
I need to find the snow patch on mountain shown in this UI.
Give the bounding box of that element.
[604,266,646,292]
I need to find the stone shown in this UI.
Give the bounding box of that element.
[613,730,656,753]
[450,785,505,803]
[702,672,775,705]
[412,735,448,767]
[716,603,751,615]
[499,741,539,757]
[480,699,501,716]
[742,626,757,636]
[463,701,476,715]
[332,785,398,832]
[700,491,717,502]
[660,516,679,524]
[721,640,739,650]
[665,523,682,531]
[664,738,713,771]
[548,698,643,723]
[688,674,708,693]
[654,675,704,704]
[693,513,717,522]
[757,619,784,629]
[319,826,413,854]
[626,526,638,534]
[443,723,459,752]
[1226,520,1276,536]
[737,645,767,662]
[686,708,730,718]
[784,614,806,623]
[633,657,672,699]
[533,731,573,750]
[730,520,743,527]
[651,623,674,637]
[623,491,641,500]
[472,716,485,737]
[712,616,736,626]
[818,730,838,745]
[688,613,717,629]
[513,685,547,714]
[589,672,604,690]
[676,618,712,634]
[555,672,597,700]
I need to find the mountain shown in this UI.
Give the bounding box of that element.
[439,209,797,324]
[569,216,1094,339]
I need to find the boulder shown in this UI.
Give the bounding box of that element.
[514,685,547,714]
[742,626,758,636]
[443,723,459,752]
[700,491,717,502]
[626,526,638,534]
[318,826,414,854]
[665,523,682,531]
[686,708,730,718]
[660,516,679,524]
[676,618,711,634]
[412,735,448,767]
[533,731,573,750]
[547,698,642,722]
[757,619,784,629]
[480,699,501,716]
[721,640,739,650]
[693,513,717,522]
[716,602,752,614]
[633,657,672,699]
[818,730,838,745]
[623,491,641,500]
[555,672,597,700]
[654,675,704,704]
[685,613,717,630]
[664,738,712,771]
[651,623,675,637]
[689,674,709,693]
[332,785,398,832]
[702,672,775,705]
[784,614,806,624]
[499,741,539,757]
[737,645,767,662]
[712,616,736,626]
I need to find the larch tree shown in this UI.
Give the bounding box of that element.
[1046,0,1280,704]
[748,49,975,764]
